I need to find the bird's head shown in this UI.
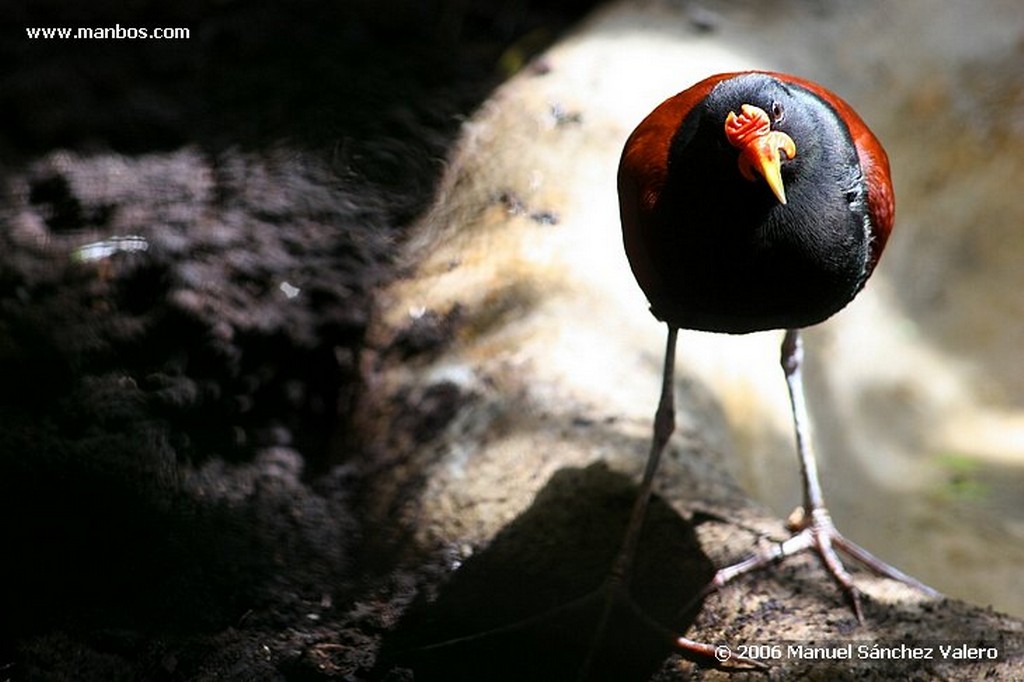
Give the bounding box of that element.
[724,102,797,205]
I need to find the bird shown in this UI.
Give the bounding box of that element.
[612,70,939,634]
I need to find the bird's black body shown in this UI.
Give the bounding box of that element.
[646,74,873,333]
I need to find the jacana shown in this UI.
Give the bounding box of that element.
[614,71,938,632]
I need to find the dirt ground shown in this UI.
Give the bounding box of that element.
[0,1,597,679]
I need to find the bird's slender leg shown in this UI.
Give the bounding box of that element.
[579,325,766,675]
[609,325,679,586]
[584,325,681,668]
[707,328,940,621]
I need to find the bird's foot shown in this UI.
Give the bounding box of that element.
[706,507,940,622]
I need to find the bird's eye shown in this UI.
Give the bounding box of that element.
[770,101,785,123]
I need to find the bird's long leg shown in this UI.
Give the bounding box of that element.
[707,328,940,621]
[609,325,679,585]
[579,324,767,675]
[583,325,681,673]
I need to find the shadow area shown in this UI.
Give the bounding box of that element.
[379,463,715,682]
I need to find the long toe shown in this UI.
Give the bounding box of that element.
[708,507,938,622]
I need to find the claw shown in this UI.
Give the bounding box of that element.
[708,507,940,621]
[675,635,771,671]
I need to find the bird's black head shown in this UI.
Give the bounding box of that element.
[668,71,864,226]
